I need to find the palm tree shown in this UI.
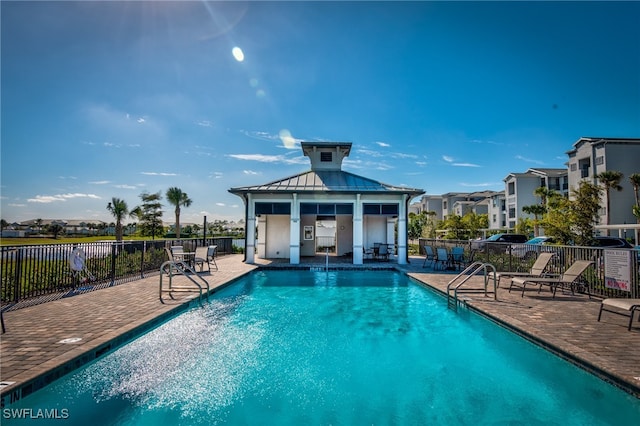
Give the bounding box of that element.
[522,204,547,237]
[107,197,129,242]
[596,171,623,230]
[166,187,192,239]
[533,186,557,206]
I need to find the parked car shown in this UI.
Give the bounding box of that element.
[510,236,557,259]
[588,236,633,248]
[471,233,528,253]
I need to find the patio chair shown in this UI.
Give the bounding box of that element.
[450,246,466,270]
[422,245,436,268]
[434,248,450,270]
[193,246,209,272]
[376,244,389,261]
[502,252,556,289]
[509,260,594,298]
[597,298,640,331]
[206,245,218,271]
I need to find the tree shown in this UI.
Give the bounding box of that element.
[461,212,488,239]
[542,181,601,245]
[629,173,640,223]
[106,197,129,242]
[166,187,192,239]
[137,192,164,239]
[47,223,65,239]
[441,214,466,240]
[570,181,602,246]
[0,219,8,231]
[533,186,558,206]
[522,204,547,236]
[596,170,623,230]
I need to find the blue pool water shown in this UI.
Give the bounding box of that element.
[5,270,640,425]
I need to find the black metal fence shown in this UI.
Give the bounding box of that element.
[1,237,238,311]
[418,238,640,299]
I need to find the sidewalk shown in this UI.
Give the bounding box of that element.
[1,254,639,409]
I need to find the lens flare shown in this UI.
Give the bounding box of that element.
[232,46,244,62]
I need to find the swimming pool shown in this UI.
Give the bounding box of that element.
[5,270,640,425]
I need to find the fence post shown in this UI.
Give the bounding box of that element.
[140,241,145,279]
[13,248,23,303]
[110,243,117,286]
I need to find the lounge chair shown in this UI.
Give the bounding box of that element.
[422,245,436,268]
[597,298,640,331]
[502,252,556,290]
[509,260,593,298]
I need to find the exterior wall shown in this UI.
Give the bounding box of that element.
[505,174,538,228]
[299,215,317,257]
[265,215,290,258]
[364,215,387,248]
[419,195,443,220]
[336,215,353,256]
[568,140,640,228]
[487,193,506,230]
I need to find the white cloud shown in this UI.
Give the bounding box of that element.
[357,149,383,158]
[114,184,137,189]
[375,141,391,147]
[58,176,77,180]
[197,120,212,127]
[243,170,259,175]
[216,202,226,206]
[452,163,481,167]
[140,172,178,176]
[442,155,454,163]
[8,203,26,207]
[229,153,306,165]
[27,193,101,203]
[415,161,428,166]
[515,155,545,165]
[89,180,111,185]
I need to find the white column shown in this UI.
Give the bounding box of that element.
[290,193,300,264]
[245,194,256,263]
[397,195,408,265]
[353,194,363,264]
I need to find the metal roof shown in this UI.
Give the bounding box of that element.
[229,170,424,195]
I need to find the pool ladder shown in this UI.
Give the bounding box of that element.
[159,260,210,306]
[446,261,497,312]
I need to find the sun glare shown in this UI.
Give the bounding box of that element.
[232,46,244,62]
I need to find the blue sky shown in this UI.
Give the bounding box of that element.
[2,1,639,225]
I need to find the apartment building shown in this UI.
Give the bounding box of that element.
[567,137,640,228]
[504,168,568,229]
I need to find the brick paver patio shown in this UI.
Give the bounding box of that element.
[1,254,638,408]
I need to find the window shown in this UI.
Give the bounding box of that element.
[300,203,353,215]
[255,202,291,215]
[508,182,515,195]
[508,207,516,218]
[570,163,577,171]
[595,156,604,165]
[320,152,332,162]
[363,203,399,215]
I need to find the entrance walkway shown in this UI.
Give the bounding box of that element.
[1,254,638,408]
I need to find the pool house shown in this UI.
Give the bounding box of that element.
[229,142,424,265]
